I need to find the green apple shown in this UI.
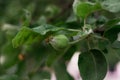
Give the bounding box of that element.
[49,35,69,51]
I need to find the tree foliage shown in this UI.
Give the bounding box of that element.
[0,0,120,80]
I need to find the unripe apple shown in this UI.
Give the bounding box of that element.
[49,35,69,51]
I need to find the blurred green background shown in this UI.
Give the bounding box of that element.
[0,0,74,80]
[0,0,120,80]
[0,0,73,25]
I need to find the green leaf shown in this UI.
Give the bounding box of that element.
[73,1,101,19]
[12,27,42,48]
[32,24,64,35]
[80,35,108,52]
[104,18,120,29]
[112,41,120,49]
[46,52,58,67]
[53,61,73,80]
[63,45,76,61]
[89,34,109,50]
[101,0,120,13]
[46,46,70,67]
[1,42,20,69]
[78,49,107,80]
[76,39,89,52]
[12,24,65,48]
[104,25,120,43]
[46,45,76,67]
[105,46,120,71]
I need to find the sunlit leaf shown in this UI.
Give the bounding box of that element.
[73,1,101,19]
[12,24,65,48]
[12,27,42,48]
[101,0,120,13]
[32,24,65,35]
